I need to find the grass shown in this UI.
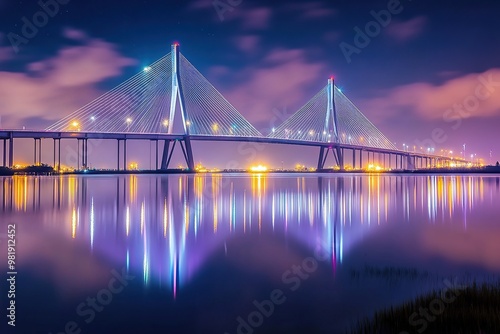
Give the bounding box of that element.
[350,281,500,334]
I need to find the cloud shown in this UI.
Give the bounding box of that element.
[191,2,272,30]
[233,35,260,53]
[386,16,428,42]
[63,27,89,41]
[0,32,14,62]
[0,31,136,127]
[286,2,337,20]
[233,7,272,30]
[210,48,327,128]
[362,69,500,120]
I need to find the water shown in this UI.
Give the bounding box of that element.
[1,174,500,333]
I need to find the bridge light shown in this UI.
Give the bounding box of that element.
[309,130,314,136]
[144,66,151,72]
[126,118,132,124]
[186,120,191,126]
[272,128,275,133]
[212,123,219,132]
[90,116,96,121]
[162,119,169,127]
[71,121,79,127]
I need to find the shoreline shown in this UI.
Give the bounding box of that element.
[1,166,500,176]
[351,281,500,333]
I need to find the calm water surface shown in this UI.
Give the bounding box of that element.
[1,174,500,333]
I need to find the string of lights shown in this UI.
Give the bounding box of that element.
[269,84,396,150]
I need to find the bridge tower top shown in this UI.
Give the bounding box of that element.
[325,77,339,141]
[168,42,189,135]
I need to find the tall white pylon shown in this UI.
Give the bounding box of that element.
[168,42,189,135]
[325,77,339,141]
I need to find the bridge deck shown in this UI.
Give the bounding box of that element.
[0,130,465,162]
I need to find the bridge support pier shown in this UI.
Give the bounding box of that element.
[352,149,356,169]
[117,140,120,171]
[160,137,195,171]
[115,139,128,171]
[76,139,80,170]
[184,137,195,171]
[155,140,159,170]
[123,139,127,171]
[317,146,344,171]
[8,135,13,168]
[407,155,416,171]
[2,139,6,167]
[360,150,363,170]
[317,147,325,170]
[53,139,61,172]
[160,140,172,170]
[33,138,42,166]
[82,139,88,169]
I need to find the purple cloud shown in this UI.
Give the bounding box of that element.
[386,16,428,42]
[0,30,136,127]
[233,35,261,53]
[287,2,336,20]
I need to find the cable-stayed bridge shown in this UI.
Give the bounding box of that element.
[0,44,462,171]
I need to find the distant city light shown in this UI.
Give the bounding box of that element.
[126,118,132,124]
[250,165,268,173]
[163,119,169,127]
[90,116,96,121]
[367,164,384,172]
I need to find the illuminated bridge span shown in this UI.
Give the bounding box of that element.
[0,44,462,171]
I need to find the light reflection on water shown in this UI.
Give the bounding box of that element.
[1,174,500,332]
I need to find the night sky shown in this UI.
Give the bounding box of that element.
[1,0,500,168]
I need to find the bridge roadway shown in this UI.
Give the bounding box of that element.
[0,130,463,171]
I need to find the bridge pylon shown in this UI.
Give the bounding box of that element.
[318,78,344,170]
[161,43,195,171]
